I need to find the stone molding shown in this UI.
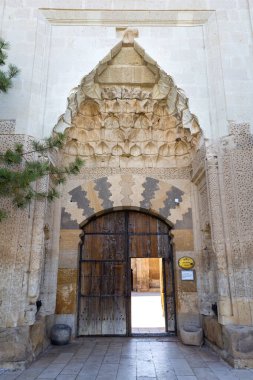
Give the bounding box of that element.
[40,9,215,26]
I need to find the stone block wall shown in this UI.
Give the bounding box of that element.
[0,121,57,367]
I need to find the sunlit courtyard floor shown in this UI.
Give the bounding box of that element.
[131,292,165,334]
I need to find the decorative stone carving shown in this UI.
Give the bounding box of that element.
[54,33,202,169]
[122,28,139,44]
[205,147,233,321]
[0,120,15,134]
[192,123,253,329]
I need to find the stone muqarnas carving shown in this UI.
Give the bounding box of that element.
[54,29,201,169]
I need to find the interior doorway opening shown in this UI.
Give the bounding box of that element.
[78,210,175,336]
[131,258,166,334]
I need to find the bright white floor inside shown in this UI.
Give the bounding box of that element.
[131,292,165,334]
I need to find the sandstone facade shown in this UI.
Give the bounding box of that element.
[0,0,253,369]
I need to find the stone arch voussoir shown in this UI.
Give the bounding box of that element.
[61,175,192,231]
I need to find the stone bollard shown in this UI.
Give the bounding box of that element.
[180,324,203,346]
[50,324,72,345]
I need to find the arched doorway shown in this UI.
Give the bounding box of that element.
[77,210,176,336]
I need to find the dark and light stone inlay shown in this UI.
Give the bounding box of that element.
[94,177,113,209]
[159,186,184,218]
[140,177,160,209]
[69,186,94,217]
[60,208,79,229]
[174,208,193,229]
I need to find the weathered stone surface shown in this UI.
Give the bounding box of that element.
[30,317,49,357]
[173,230,194,251]
[0,326,32,367]
[223,325,253,359]
[56,269,78,314]
[55,34,201,170]
[203,316,224,349]
[180,324,203,346]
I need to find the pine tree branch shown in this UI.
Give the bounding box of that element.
[0,38,85,220]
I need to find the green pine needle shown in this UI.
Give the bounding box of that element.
[0,38,20,92]
[0,39,84,220]
[0,209,7,221]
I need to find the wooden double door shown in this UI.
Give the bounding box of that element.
[78,210,175,336]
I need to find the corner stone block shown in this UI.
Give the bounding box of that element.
[0,326,32,368]
[203,316,224,349]
[223,325,253,367]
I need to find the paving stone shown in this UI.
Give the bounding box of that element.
[137,359,156,378]
[16,368,44,379]
[155,368,177,380]
[76,374,97,380]
[60,362,83,375]
[0,373,23,380]
[53,353,74,364]
[216,375,238,380]
[174,367,195,376]
[230,369,253,379]
[193,367,219,380]
[37,363,66,379]
[2,337,252,380]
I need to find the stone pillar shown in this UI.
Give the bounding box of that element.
[217,123,253,326]
[205,148,233,323]
[191,143,218,317]
[0,123,51,367]
[40,197,61,316]
[26,176,48,324]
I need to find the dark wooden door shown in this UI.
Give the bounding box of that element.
[78,210,175,336]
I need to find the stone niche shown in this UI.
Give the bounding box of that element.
[54,29,202,170]
[54,29,202,344]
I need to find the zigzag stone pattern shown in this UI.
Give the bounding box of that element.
[60,175,192,230]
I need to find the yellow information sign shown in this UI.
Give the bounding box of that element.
[178,256,195,270]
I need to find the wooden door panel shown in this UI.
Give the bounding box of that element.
[79,297,102,335]
[100,297,127,335]
[84,211,126,234]
[157,219,169,234]
[128,212,159,234]
[82,234,125,260]
[78,210,175,336]
[81,262,102,296]
[129,235,156,257]
[114,297,127,334]
[157,235,170,258]
[129,235,170,258]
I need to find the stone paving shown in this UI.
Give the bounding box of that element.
[1,337,253,380]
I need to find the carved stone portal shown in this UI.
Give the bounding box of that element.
[54,30,202,168]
